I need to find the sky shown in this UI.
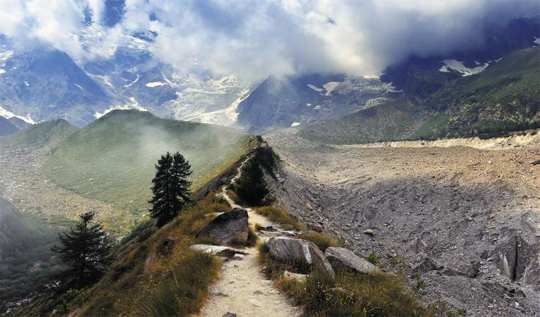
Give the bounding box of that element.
[0,0,538,81]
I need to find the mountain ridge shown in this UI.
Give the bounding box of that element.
[299,47,540,144]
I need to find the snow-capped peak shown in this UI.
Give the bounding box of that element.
[439,60,490,76]
[0,106,35,124]
[94,98,148,119]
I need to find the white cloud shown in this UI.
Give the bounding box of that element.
[0,0,537,81]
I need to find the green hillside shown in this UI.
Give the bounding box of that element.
[299,99,426,144]
[0,116,19,136]
[0,118,78,147]
[300,47,540,144]
[427,47,540,138]
[0,196,60,309]
[42,110,254,212]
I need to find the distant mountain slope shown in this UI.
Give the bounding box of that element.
[381,16,540,97]
[7,117,30,130]
[0,195,59,308]
[0,49,111,126]
[42,110,253,212]
[299,47,540,144]
[0,116,19,136]
[1,118,78,147]
[237,73,399,132]
[0,36,248,127]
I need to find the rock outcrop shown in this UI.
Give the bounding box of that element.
[325,247,380,274]
[266,237,335,276]
[196,208,249,246]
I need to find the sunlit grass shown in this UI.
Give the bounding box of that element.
[254,206,306,231]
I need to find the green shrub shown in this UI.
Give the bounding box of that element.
[414,273,427,293]
[366,251,381,265]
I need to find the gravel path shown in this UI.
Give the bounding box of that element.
[197,160,301,317]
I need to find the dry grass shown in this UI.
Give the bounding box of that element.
[258,242,434,317]
[229,225,259,248]
[68,192,229,317]
[226,188,243,206]
[296,232,339,252]
[254,206,306,231]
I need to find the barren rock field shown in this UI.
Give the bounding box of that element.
[268,133,540,316]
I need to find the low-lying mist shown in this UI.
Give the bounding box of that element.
[42,111,251,213]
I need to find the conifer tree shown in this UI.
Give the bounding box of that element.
[235,160,269,206]
[149,151,192,227]
[51,211,113,288]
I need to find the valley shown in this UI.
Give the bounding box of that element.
[268,132,540,315]
[0,2,539,316]
[0,111,256,310]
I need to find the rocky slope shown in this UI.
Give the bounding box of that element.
[267,133,540,316]
[300,47,540,144]
[237,73,399,133]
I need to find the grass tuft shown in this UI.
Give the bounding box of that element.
[254,206,306,231]
[366,251,381,265]
[296,232,338,252]
[258,241,433,316]
[64,196,230,317]
[137,252,220,316]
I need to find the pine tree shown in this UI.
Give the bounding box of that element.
[149,151,192,227]
[51,211,113,289]
[235,160,269,206]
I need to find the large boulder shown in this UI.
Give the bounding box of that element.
[266,237,335,276]
[325,247,380,274]
[196,208,249,245]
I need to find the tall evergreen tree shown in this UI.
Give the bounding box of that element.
[235,160,269,206]
[149,151,192,227]
[51,211,113,289]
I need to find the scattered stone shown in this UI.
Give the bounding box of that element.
[249,298,262,307]
[532,160,540,166]
[267,237,335,276]
[143,254,155,275]
[363,229,374,236]
[232,254,245,261]
[325,247,380,274]
[253,290,264,295]
[222,312,236,317]
[210,287,229,297]
[189,244,248,259]
[196,208,249,245]
[156,236,176,256]
[414,256,444,273]
[281,230,300,237]
[283,270,308,282]
[416,239,428,254]
[311,222,324,233]
[258,225,276,232]
[330,287,347,295]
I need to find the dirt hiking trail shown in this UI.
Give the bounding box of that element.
[197,160,301,317]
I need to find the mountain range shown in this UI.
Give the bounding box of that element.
[0,9,537,137]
